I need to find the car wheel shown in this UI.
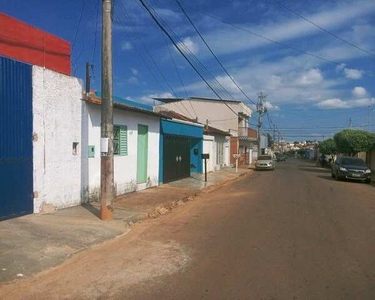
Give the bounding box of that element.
[365,179,371,184]
[335,171,341,181]
[331,172,335,178]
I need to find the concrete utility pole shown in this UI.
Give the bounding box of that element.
[257,92,267,156]
[368,106,371,132]
[100,0,114,220]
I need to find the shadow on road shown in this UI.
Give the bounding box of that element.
[299,167,331,173]
[317,175,335,181]
[317,175,373,186]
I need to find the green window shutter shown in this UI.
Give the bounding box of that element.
[119,125,128,156]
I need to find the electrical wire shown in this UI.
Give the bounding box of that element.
[119,1,194,119]
[174,0,374,74]
[112,13,175,107]
[161,31,198,119]
[134,0,247,104]
[72,0,86,52]
[73,1,98,74]
[270,0,375,58]
[176,0,257,106]
[142,1,240,103]
[137,0,243,118]
[92,0,100,67]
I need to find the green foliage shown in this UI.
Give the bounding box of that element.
[319,138,337,155]
[334,129,375,156]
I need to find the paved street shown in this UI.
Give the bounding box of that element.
[1,159,375,300]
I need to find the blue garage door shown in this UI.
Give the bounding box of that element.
[0,57,33,221]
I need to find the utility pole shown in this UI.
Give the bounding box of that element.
[257,92,267,156]
[368,106,370,132]
[273,124,276,151]
[348,117,352,128]
[85,62,92,96]
[100,0,114,220]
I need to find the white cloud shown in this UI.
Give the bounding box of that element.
[154,8,180,20]
[316,97,375,109]
[343,68,363,79]
[335,63,346,72]
[131,68,139,76]
[196,0,375,58]
[176,37,199,55]
[352,86,367,97]
[299,69,323,85]
[316,98,348,109]
[264,101,280,111]
[215,75,240,93]
[140,92,174,105]
[128,76,139,85]
[121,41,133,51]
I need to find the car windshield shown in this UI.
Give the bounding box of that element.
[258,156,272,160]
[340,158,366,166]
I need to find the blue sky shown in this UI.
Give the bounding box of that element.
[2,0,375,141]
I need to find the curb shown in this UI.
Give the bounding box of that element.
[125,170,252,225]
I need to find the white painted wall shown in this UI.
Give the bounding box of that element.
[203,134,230,173]
[82,103,160,202]
[203,135,215,173]
[32,67,83,213]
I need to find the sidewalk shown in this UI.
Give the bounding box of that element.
[0,167,251,283]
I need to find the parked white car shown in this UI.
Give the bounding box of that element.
[255,155,275,171]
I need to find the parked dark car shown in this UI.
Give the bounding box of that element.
[331,157,372,183]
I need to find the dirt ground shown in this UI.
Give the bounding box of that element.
[1,159,375,300]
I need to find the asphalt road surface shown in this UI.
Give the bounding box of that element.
[2,159,375,300]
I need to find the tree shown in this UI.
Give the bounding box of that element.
[319,138,337,159]
[334,129,375,156]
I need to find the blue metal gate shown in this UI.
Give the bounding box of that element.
[0,57,33,220]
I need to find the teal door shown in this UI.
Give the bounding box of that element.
[137,125,149,183]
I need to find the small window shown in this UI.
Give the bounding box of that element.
[113,125,128,156]
[72,142,79,155]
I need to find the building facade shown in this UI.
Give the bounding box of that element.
[155,97,252,166]
[82,93,163,202]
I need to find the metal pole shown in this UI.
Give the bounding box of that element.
[204,159,207,182]
[257,92,266,156]
[257,112,262,156]
[85,62,91,96]
[100,0,114,220]
[368,106,370,132]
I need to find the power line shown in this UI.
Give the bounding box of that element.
[175,0,374,73]
[92,0,100,66]
[72,0,86,52]
[117,1,195,119]
[270,0,375,58]
[137,0,241,118]
[141,1,241,103]
[161,32,198,119]
[112,11,178,108]
[176,0,256,106]
[73,1,98,74]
